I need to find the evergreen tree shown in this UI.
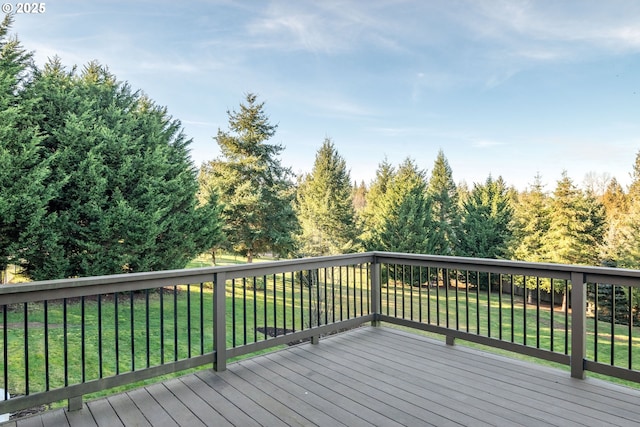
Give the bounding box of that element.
[543,172,606,310]
[0,15,56,281]
[628,151,640,204]
[616,153,640,269]
[601,178,628,223]
[360,159,394,250]
[543,172,605,266]
[295,138,358,256]
[510,174,550,262]
[599,178,628,267]
[352,180,367,216]
[427,150,459,255]
[369,158,434,254]
[200,93,298,262]
[605,157,640,322]
[458,175,513,259]
[18,58,222,279]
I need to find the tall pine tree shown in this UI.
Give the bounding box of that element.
[543,172,606,310]
[295,138,357,256]
[369,158,434,254]
[459,176,513,259]
[200,93,298,262]
[427,150,459,255]
[510,174,550,262]
[360,159,394,250]
[543,171,605,266]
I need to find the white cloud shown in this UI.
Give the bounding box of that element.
[245,1,411,54]
[472,139,506,148]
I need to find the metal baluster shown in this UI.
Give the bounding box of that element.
[445,269,449,328]
[98,294,103,378]
[44,300,50,390]
[487,273,491,338]
[187,284,192,359]
[115,293,119,374]
[498,274,502,340]
[82,296,86,381]
[145,289,150,368]
[200,283,204,355]
[550,278,554,351]
[24,302,29,394]
[130,291,135,371]
[536,277,540,348]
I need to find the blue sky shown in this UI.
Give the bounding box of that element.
[9,0,640,191]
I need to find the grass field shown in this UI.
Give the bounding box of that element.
[379,274,640,388]
[0,261,370,406]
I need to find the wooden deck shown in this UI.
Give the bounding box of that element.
[3,326,640,426]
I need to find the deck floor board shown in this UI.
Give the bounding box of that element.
[5,326,640,426]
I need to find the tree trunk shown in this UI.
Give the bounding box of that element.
[210,249,216,266]
[247,249,253,263]
[561,291,567,312]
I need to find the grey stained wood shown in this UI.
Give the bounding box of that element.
[125,388,177,427]
[4,326,640,427]
[86,398,123,427]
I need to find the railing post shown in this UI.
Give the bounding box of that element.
[370,259,381,327]
[213,272,227,372]
[68,396,82,411]
[570,272,586,379]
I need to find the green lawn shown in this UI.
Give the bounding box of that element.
[0,262,370,406]
[379,277,640,388]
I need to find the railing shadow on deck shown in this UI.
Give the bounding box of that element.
[2,251,640,418]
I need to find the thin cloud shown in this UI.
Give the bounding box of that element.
[245,1,412,54]
[472,139,506,148]
[465,0,640,57]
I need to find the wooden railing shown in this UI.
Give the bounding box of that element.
[2,252,640,417]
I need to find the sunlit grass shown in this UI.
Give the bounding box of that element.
[380,277,640,389]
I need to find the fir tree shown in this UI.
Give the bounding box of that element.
[601,178,628,224]
[427,150,459,255]
[360,159,394,250]
[628,151,640,204]
[510,174,550,262]
[295,138,358,256]
[600,178,628,268]
[19,58,222,279]
[543,172,606,310]
[352,180,367,216]
[200,93,298,262]
[458,175,513,259]
[543,172,605,266]
[0,15,55,281]
[370,158,434,254]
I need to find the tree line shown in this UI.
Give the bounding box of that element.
[2,16,639,291]
[199,92,640,276]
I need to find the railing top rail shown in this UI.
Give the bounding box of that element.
[372,251,640,285]
[0,252,375,300]
[4,251,640,302]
